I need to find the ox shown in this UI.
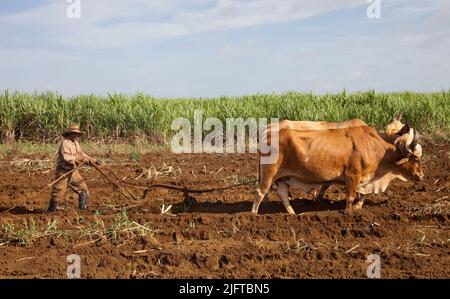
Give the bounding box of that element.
[253,125,423,215]
[263,118,367,200]
[262,112,407,201]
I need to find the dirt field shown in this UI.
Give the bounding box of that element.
[0,144,449,279]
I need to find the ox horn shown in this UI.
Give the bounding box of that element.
[394,111,404,121]
[410,129,422,157]
[395,157,410,165]
[413,129,419,143]
[409,128,418,147]
[394,126,414,156]
[405,128,414,153]
[413,143,422,157]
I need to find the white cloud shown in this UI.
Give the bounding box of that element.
[1,0,363,49]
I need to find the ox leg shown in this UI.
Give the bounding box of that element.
[276,181,295,215]
[252,186,270,214]
[253,154,281,214]
[315,184,330,202]
[345,177,360,215]
[353,194,365,210]
[252,173,273,214]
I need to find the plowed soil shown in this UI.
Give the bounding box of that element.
[0,144,449,278]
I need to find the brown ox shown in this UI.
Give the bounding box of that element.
[262,112,407,200]
[253,125,423,215]
[263,118,367,200]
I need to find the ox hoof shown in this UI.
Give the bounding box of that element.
[343,208,353,216]
[286,206,296,215]
[353,202,364,211]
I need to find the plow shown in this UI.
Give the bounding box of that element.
[24,162,259,214]
[93,163,259,212]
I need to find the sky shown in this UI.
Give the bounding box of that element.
[0,0,449,98]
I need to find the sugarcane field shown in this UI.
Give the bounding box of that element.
[0,0,449,288]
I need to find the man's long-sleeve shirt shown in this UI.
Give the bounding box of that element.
[56,138,93,170]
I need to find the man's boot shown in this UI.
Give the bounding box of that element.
[47,200,57,212]
[78,191,89,210]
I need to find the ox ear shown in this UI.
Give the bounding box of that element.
[395,157,410,165]
[394,111,404,121]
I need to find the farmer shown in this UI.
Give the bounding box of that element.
[47,123,102,212]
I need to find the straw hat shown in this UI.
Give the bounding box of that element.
[62,123,84,136]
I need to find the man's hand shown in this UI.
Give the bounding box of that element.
[89,159,102,166]
[75,160,86,167]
